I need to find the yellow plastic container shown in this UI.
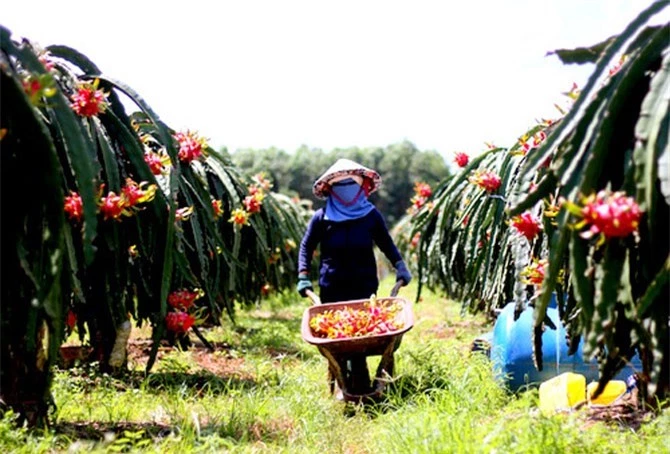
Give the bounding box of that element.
[587,380,627,406]
[539,372,586,415]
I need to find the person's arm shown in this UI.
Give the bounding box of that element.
[298,210,323,274]
[371,209,411,285]
[297,210,323,296]
[370,209,402,264]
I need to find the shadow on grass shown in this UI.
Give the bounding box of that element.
[54,420,175,441]
[130,370,264,395]
[54,415,295,445]
[58,363,266,398]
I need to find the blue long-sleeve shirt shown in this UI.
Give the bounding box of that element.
[298,207,402,303]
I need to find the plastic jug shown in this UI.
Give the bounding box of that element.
[539,372,586,415]
[587,380,627,406]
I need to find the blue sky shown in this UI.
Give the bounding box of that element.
[2,1,666,159]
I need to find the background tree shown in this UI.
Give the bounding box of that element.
[286,145,327,200]
[229,141,451,225]
[230,147,294,193]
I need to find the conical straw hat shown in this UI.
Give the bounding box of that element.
[312,159,381,199]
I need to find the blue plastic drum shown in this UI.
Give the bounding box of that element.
[489,296,642,391]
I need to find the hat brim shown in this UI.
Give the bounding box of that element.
[312,159,382,199]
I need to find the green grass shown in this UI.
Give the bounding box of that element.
[1,278,668,453]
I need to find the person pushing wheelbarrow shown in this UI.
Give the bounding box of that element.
[297,158,413,402]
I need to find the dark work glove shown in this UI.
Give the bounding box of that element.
[297,274,313,297]
[395,260,412,285]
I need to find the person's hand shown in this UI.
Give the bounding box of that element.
[395,260,412,285]
[296,273,313,297]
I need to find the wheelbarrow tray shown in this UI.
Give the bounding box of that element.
[301,296,414,356]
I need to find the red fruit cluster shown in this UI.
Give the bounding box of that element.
[469,170,502,193]
[97,179,157,221]
[144,151,166,175]
[518,131,547,155]
[168,289,202,311]
[66,309,77,330]
[408,182,433,214]
[244,193,263,213]
[253,172,273,191]
[22,73,56,106]
[165,312,195,334]
[309,299,404,339]
[510,212,542,241]
[228,180,270,226]
[71,80,109,117]
[414,182,432,199]
[174,130,206,163]
[410,232,421,249]
[165,288,204,335]
[579,190,641,240]
[64,191,83,222]
[211,199,224,220]
[454,152,469,168]
[521,258,547,286]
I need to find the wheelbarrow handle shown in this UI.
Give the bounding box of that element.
[305,289,322,305]
[390,280,404,297]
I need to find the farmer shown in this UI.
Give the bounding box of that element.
[296,158,412,398]
[296,158,412,303]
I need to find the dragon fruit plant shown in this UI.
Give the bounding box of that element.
[0,25,305,427]
[400,3,669,403]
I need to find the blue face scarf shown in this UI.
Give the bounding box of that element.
[324,178,374,222]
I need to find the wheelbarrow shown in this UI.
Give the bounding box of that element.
[301,281,414,403]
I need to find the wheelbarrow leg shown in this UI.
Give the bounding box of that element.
[377,354,394,378]
[373,338,398,390]
[318,347,346,395]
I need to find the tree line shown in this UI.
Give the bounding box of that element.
[225,140,452,226]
